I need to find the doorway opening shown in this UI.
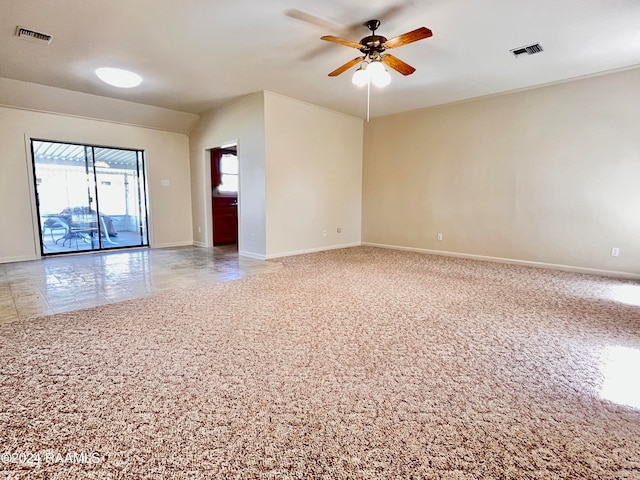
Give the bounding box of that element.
[210,145,238,248]
[31,139,150,256]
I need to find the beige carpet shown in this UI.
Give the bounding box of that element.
[1,247,639,479]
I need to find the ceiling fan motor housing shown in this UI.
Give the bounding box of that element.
[360,35,388,54]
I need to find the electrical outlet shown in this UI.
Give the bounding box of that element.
[337,227,342,233]
[437,233,443,241]
[198,226,201,233]
[322,230,327,237]
[611,247,620,257]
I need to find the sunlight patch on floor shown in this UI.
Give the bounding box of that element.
[600,345,640,409]
[608,284,640,307]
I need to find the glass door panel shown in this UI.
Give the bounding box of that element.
[93,147,149,248]
[33,141,100,253]
[32,140,149,256]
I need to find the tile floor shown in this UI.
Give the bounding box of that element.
[41,229,146,255]
[0,245,283,324]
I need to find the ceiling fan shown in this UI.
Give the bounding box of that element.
[322,19,432,87]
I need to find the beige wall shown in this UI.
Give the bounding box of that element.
[189,93,267,258]
[363,67,640,276]
[264,92,363,258]
[0,78,199,133]
[0,105,193,263]
[189,91,363,260]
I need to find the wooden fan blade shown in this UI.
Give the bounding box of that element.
[328,57,365,77]
[321,35,365,50]
[383,26,432,49]
[381,54,416,76]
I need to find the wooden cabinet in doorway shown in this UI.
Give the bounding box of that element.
[213,197,237,245]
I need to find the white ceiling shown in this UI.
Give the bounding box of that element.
[2,0,640,120]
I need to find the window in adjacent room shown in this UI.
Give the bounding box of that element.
[218,153,238,194]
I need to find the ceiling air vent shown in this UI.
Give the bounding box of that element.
[510,43,543,58]
[15,26,53,44]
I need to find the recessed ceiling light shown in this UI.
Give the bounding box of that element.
[95,67,142,88]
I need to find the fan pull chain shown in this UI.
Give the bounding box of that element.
[367,80,371,122]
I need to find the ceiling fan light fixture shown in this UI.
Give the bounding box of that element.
[366,60,384,74]
[369,61,391,88]
[352,67,370,87]
[372,69,391,87]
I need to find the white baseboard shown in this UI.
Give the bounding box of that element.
[362,242,640,280]
[239,250,266,261]
[151,241,194,249]
[0,254,39,265]
[265,242,361,260]
[192,241,207,248]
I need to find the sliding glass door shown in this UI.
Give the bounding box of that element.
[31,140,149,255]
